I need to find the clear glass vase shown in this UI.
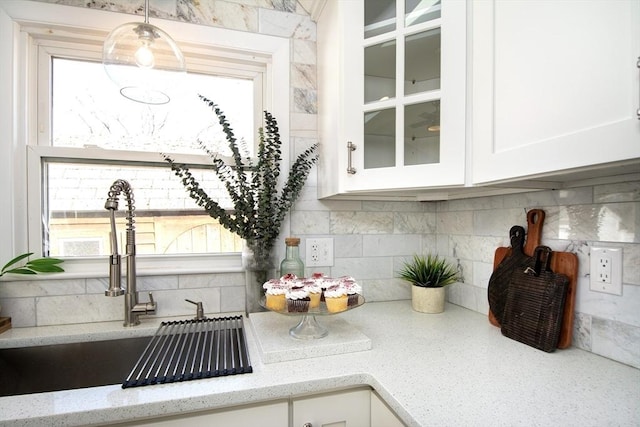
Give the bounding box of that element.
[242,241,276,314]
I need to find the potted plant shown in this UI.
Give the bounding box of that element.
[398,254,459,313]
[165,95,318,312]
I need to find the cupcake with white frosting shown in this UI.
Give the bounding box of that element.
[286,286,310,313]
[324,284,348,313]
[339,276,362,306]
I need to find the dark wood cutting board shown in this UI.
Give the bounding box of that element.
[488,209,545,326]
[488,209,578,349]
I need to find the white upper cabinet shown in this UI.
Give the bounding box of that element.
[318,0,466,198]
[471,0,640,185]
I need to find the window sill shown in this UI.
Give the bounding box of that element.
[0,253,244,281]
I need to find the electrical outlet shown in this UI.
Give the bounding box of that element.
[590,247,623,295]
[306,238,334,267]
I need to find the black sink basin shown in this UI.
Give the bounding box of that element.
[0,336,151,397]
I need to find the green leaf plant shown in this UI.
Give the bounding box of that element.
[397,254,459,288]
[164,95,318,263]
[1,252,65,278]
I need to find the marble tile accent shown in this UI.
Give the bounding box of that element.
[593,182,640,203]
[331,257,393,280]
[291,63,316,89]
[291,210,331,234]
[0,279,86,298]
[293,39,316,64]
[293,88,317,113]
[178,272,244,288]
[332,234,363,258]
[362,278,411,302]
[572,312,591,351]
[177,0,259,32]
[362,234,421,257]
[37,294,122,326]
[330,211,394,234]
[0,298,36,328]
[558,203,639,243]
[258,8,315,39]
[591,316,640,369]
[394,212,436,234]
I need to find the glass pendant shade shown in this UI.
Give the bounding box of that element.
[103,21,186,105]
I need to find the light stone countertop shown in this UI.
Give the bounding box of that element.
[0,301,638,426]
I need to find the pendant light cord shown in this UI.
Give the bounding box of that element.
[144,0,149,24]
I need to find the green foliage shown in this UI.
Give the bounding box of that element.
[1,252,65,277]
[397,254,458,288]
[165,95,318,257]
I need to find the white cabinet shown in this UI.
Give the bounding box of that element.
[114,388,404,427]
[318,0,466,197]
[113,400,288,426]
[371,391,405,427]
[292,388,371,427]
[471,0,640,185]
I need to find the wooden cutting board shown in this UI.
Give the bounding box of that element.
[488,209,578,349]
[488,209,545,326]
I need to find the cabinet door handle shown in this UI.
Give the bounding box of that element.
[347,141,357,174]
[637,57,640,120]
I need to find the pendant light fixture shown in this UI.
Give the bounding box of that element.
[102,0,186,105]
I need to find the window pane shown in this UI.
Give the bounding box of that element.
[365,40,396,104]
[52,58,254,157]
[405,28,441,96]
[404,100,440,166]
[365,0,396,39]
[364,108,396,169]
[405,0,441,27]
[44,161,244,257]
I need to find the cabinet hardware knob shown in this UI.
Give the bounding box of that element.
[303,424,313,427]
[347,141,357,174]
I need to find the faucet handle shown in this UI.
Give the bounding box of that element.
[146,292,157,314]
[185,299,207,320]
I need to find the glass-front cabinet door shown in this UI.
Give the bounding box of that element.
[333,0,466,194]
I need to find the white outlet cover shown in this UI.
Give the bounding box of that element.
[590,247,623,295]
[306,238,334,267]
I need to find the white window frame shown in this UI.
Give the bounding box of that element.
[0,1,290,278]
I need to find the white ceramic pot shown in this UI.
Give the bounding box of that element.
[411,285,445,313]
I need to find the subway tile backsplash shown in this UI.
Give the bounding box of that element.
[3,0,637,370]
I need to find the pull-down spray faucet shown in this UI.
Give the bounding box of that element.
[105,179,157,327]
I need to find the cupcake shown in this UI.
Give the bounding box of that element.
[339,276,362,306]
[311,272,330,301]
[264,281,287,311]
[286,286,310,313]
[324,284,348,313]
[303,279,322,309]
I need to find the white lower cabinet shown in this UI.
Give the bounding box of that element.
[292,388,371,427]
[112,400,289,427]
[111,388,404,427]
[371,391,404,427]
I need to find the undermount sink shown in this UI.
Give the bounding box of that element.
[0,316,253,397]
[0,336,151,397]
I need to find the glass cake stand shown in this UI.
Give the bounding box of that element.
[259,295,365,340]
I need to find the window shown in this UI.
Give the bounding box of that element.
[44,57,255,257]
[0,2,291,275]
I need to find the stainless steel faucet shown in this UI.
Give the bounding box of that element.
[104,179,157,327]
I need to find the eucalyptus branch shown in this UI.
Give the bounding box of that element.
[164,95,318,255]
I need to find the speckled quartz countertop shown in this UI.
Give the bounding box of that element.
[0,301,638,426]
